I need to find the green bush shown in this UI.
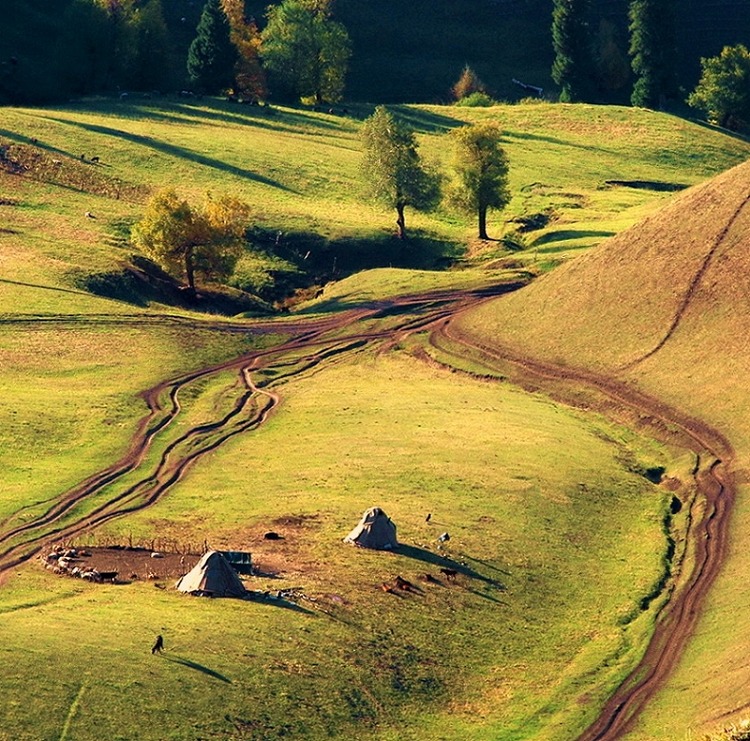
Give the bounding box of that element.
[501,230,529,251]
[455,91,496,107]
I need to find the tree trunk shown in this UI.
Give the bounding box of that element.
[185,248,196,296]
[396,203,407,240]
[478,206,489,240]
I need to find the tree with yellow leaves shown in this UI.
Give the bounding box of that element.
[132,189,251,295]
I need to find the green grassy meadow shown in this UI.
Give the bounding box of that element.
[2,98,748,317]
[2,98,749,739]
[1,349,675,741]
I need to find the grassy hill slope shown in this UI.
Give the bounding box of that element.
[455,158,750,737]
[1,100,749,739]
[2,98,748,317]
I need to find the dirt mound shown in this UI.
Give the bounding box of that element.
[463,158,750,374]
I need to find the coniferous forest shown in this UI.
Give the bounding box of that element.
[3,0,750,107]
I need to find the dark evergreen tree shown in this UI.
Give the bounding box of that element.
[130,0,172,91]
[629,0,677,108]
[551,0,594,102]
[187,0,237,93]
[58,0,112,94]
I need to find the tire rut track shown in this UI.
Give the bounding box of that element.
[620,190,750,371]
[3,278,722,739]
[0,285,513,575]
[435,319,735,741]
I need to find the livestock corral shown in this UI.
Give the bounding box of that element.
[40,545,202,584]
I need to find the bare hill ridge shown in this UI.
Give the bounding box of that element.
[464,158,750,373]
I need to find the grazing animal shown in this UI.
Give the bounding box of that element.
[419,573,439,584]
[264,531,282,540]
[85,211,96,219]
[90,156,100,163]
[440,568,458,580]
[151,635,164,654]
[437,532,450,542]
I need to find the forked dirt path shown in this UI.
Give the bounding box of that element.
[0,281,736,739]
[0,285,519,574]
[436,319,735,740]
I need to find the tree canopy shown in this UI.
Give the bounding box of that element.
[132,189,251,294]
[187,0,237,94]
[551,0,594,102]
[359,106,441,240]
[688,44,750,131]
[629,0,677,108]
[261,0,351,104]
[448,123,510,241]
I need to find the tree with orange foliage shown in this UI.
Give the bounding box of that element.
[221,0,266,100]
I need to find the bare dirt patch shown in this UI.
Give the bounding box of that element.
[41,546,201,583]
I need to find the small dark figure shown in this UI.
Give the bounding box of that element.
[425,513,432,523]
[264,531,282,540]
[151,634,164,654]
[395,575,415,591]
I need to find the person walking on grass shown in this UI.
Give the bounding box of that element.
[151,634,164,655]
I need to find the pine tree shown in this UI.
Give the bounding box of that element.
[452,65,486,101]
[629,0,676,108]
[551,0,594,103]
[187,0,237,94]
[130,0,171,91]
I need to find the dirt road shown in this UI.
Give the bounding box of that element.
[0,280,735,740]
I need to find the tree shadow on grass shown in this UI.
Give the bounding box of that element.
[245,592,316,616]
[389,105,465,134]
[531,229,616,247]
[62,98,353,136]
[44,118,294,192]
[162,655,232,684]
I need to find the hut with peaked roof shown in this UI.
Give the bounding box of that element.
[175,550,247,597]
[344,507,398,550]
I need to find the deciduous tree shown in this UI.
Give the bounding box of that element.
[222,0,266,99]
[132,189,251,294]
[187,0,237,94]
[688,45,750,131]
[261,0,351,104]
[360,106,441,240]
[452,65,486,101]
[448,123,510,241]
[629,0,676,108]
[551,0,594,102]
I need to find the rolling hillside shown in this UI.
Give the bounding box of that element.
[1,97,749,739]
[455,158,750,737]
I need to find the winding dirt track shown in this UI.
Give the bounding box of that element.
[435,320,735,740]
[0,280,736,739]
